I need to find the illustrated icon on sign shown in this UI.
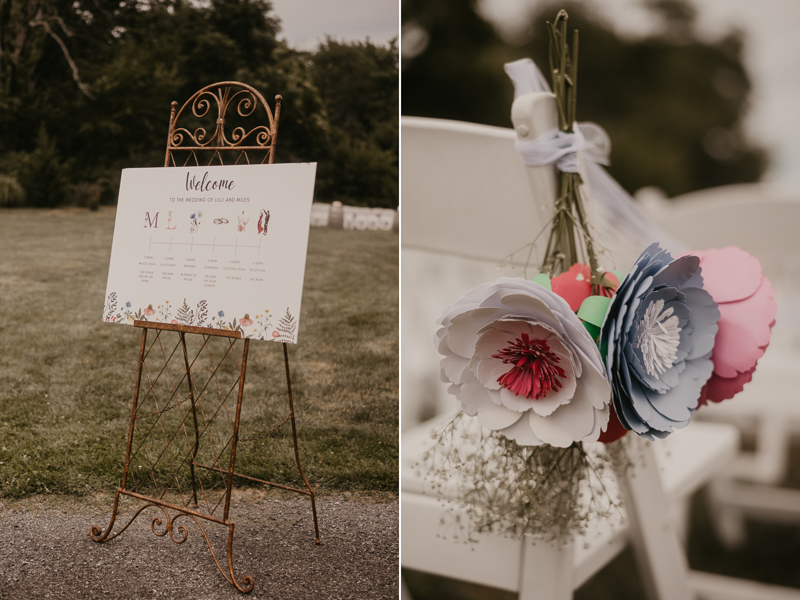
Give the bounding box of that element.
[237,211,249,232]
[258,210,270,236]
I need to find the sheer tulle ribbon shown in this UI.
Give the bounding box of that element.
[504,58,683,251]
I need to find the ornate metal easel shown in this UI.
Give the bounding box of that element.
[90,82,319,594]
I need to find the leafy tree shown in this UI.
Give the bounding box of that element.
[402,0,513,126]
[402,0,767,197]
[0,0,398,208]
[311,39,398,207]
[15,126,73,208]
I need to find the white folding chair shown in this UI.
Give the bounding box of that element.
[643,186,800,548]
[400,96,747,600]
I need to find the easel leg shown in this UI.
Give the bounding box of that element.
[227,523,255,593]
[224,339,250,522]
[283,343,321,544]
[180,332,201,508]
[91,327,149,542]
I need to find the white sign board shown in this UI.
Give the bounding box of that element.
[103,163,316,343]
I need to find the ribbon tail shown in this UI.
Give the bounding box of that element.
[583,161,686,252]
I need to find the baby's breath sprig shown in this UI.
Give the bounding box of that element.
[416,412,627,543]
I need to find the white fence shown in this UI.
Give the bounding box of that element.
[310,202,398,231]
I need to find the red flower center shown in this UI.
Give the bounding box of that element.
[492,333,567,400]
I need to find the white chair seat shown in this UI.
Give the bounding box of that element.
[401,411,740,594]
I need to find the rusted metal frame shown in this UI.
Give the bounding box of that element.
[238,410,292,442]
[177,374,242,500]
[95,85,309,594]
[269,96,281,165]
[151,504,254,593]
[130,333,220,502]
[193,400,243,517]
[168,82,275,144]
[91,330,244,513]
[134,344,196,497]
[193,462,312,496]
[225,522,255,594]
[92,327,155,541]
[121,328,149,490]
[164,101,178,168]
[128,334,188,458]
[180,332,223,516]
[203,337,239,438]
[149,378,238,504]
[175,414,233,513]
[283,342,320,543]
[91,491,152,543]
[186,365,242,485]
[189,337,234,512]
[224,339,250,522]
[151,333,189,504]
[134,319,243,339]
[168,145,276,152]
[127,337,202,493]
[92,490,253,592]
[131,358,167,492]
[134,332,235,470]
[180,332,201,507]
[121,488,229,526]
[130,387,164,492]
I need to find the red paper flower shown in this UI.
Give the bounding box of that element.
[551,263,620,312]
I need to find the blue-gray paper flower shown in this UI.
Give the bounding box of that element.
[599,243,720,440]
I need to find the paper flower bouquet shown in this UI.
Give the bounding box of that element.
[425,11,777,541]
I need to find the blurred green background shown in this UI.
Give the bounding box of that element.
[0,0,398,209]
[401,0,767,199]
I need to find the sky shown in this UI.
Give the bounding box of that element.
[477,0,800,187]
[269,0,399,50]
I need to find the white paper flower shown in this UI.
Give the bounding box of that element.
[435,278,611,447]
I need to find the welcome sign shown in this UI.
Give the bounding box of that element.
[103,163,316,343]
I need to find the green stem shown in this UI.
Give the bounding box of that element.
[542,10,601,282]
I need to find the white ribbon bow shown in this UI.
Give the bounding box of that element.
[504,57,682,251]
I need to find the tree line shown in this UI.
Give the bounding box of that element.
[0,0,398,208]
[402,0,767,198]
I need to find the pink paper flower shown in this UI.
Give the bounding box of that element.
[686,247,777,405]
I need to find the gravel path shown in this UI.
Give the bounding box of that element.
[0,494,398,599]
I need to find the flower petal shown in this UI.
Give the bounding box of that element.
[712,278,777,377]
[692,247,762,303]
[529,388,598,447]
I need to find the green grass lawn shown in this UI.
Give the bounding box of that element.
[0,208,398,498]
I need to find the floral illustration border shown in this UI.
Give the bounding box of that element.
[103,292,298,343]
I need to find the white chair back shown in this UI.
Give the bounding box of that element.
[400,96,558,429]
